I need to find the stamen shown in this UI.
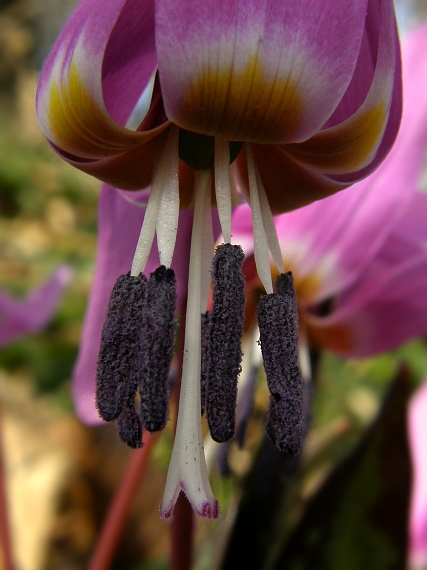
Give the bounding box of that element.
[96,273,146,424]
[214,138,232,243]
[160,171,219,519]
[245,144,273,294]
[257,273,303,456]
[200,311,211,416]
[139,265,177,432]
[206,243,245,443]
[131,125,179,276]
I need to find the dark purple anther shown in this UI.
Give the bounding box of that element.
[139,265,177,433]
[95,273,146,427]
[206,243,245,443]
[116,402,144,449]
[257,273,303,456]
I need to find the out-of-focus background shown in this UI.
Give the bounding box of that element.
[0,0,426,568]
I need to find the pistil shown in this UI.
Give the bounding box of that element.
[161,171,219,519]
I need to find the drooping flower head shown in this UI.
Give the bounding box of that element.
[36,0,402,518]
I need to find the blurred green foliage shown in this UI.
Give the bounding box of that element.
[0,107,99,396]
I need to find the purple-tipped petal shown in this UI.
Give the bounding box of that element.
[0,266,72,347]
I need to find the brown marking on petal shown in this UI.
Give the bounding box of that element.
[48,62,168,159]
[285,103,387,174]
[237,145,345,215]
[306,321,353,353]
[179,56,303,144]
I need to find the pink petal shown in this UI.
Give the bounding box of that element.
[156,0,370,143]
[307,247,427,357]
[284,0,401,177]
[36,0,162,160]
[0,266,72,347]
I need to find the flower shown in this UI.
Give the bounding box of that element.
[0,266,71,347]
[36,0,402,518]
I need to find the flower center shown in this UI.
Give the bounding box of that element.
[95,127,305,518]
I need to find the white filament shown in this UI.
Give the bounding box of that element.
[256,169,285,275]
[130,126,178,276]
[161,171,218,518]
[245,144,273,294]
[156,126,180,268]
[214,138,232,243]
[200,174,214,313]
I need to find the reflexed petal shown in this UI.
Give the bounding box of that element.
[72,186,194,425]
[0,266,71,347]
[236,145,346,214]
[284,0,401,176]
[156,0,369,143]
[36,0,166,161]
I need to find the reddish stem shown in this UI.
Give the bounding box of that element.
[0,405,14,570]
[171,493,194,570]
[89,431,158,570]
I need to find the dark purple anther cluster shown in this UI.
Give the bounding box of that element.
[139,265,177,432]
[96,267,176,448]
[206,243,246,443]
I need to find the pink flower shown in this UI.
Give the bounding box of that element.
[0,266,71,347]
[36,0,402,519]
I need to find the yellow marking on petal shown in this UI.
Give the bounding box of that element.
[47,62,152,158]
[286,103,387,174]
[180,56,303,144]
